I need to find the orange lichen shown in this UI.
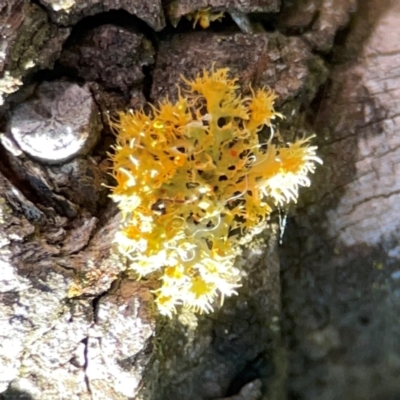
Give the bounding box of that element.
[109,66,322,317]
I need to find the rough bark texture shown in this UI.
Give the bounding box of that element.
[0,0,398,399]
[0,0,70,106]
[277,0,357,52]
[151,31,326,106]
[60,25,155,93]
[38,0,165,31]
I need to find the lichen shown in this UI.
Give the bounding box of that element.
[186,8,225,29]
[109,66,322,317]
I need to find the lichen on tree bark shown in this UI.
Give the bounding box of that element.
[2,0,395,399]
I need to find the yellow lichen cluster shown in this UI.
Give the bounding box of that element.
[109,67,321,317]
[186,8,225,29]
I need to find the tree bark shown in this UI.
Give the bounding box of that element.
[2,0,397,399]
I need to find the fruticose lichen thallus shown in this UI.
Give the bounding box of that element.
[109,66,322,317]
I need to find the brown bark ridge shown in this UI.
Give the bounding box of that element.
[38,0,165,30]
[1,0,395,399]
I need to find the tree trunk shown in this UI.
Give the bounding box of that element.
[1,1,398,399]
